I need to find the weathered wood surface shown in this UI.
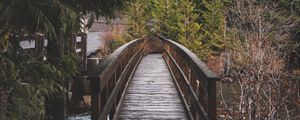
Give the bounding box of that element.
[118,54,188,120]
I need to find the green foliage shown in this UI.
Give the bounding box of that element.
[0,31,9,53]
[0,0,125,119]
[201,0,226,55]
[0,45,77,119]
[176,0,209,58]
[151,0,180,39]
[0,46,63,119]
[125,0,151,39]
[67,0,124,18]
[124,0,223,59]
[0,0,77,39]
[278,0,300,13]
[0,0,125,38]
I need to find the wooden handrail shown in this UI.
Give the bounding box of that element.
[158,35,219,120]
[88,38,145,120]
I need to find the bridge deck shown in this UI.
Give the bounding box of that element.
[118,54,188,119]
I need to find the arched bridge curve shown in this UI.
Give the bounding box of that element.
[88,35,219,120]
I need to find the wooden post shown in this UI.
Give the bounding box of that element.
[207,80,217,120]
[90,76,101,120]
[87,58,102,73]
[91,93,101,120]
[81,33,87,71]
[88,58,102,120]
[70,34,76,53]
[35,34,44,58]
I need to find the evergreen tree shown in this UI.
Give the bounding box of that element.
[124,0,214,59]
[177,0,209,58]
[152,0,180,40]
[125,0,151,39]
[0,0,125,119]
[201,0,226,55]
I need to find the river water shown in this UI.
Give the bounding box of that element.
[68,112,91,120]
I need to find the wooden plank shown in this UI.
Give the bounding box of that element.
[119,111,187,120]
[118,54,188,120]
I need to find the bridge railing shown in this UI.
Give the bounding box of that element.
[88,38,145,120]
[159,35,219,120]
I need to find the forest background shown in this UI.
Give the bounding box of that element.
[103,0,300,119]
[0,0,299,119]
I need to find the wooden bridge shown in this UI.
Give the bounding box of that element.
[85,35,219,120]
[16,33,219,120]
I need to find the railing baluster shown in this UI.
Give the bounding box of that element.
[89,39,144,120]
[158,35,219,120]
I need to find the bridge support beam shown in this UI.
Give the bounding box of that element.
[208,80,217,120]
[91,93,101,120]
[88,58,102,120]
